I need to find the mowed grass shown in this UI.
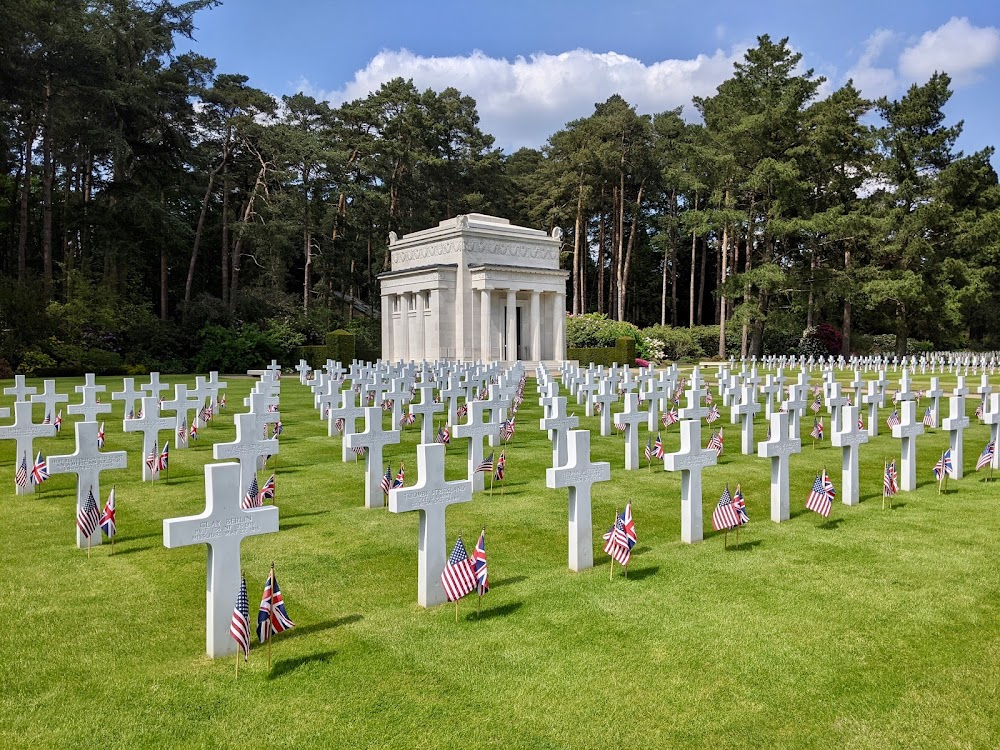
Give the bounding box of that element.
[1,370,999,750]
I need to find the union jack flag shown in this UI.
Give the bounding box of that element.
[100,488,116,538]
[440,537,476,601]
[473,530,488,596]
[392,463,405,489]
[457,403,469,419]
[858,414,864,430]
[706,404,720,424]
[733,483,748,524]
[661,408,678,427]
[190,422,198,441]
[380,464,393,495]
[257,565,295,643]
[77,486,101,538]
[230,576,251,661]
[975,398,986,419]
[712,485,740,531]
[30,452,48,485]
[884,461,898,496]
[707,428,724,456]
[381,399,393,412]
[272,421,283,438]
[886,409,901,428]
[54,410,62,433]
[652,433,664,459]
[976,441,995,471]
[494,451,505,481]
[704,391,713,405]
[810,419,824,440]
[932,449,954,480]
[157,443,169,471]
[202,405,214,422]
[219,393,227,409]
[500,417,515,441]
[241,476,260,510]
[805,471,834,517]
[259,474,275,503]
[435,425,451,445]
[477,452,495,474]
[15,453,28,488]
[97,422,105,449]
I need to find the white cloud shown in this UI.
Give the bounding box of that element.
[845,29,899,99]
[898,16,1000,85]
[308,47,744,152]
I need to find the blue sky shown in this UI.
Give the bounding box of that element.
[186,0,1000,160]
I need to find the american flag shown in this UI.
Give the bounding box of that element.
[662,408,678,427]
[707,428,724,456]
[733,483,748,524]
[242,476,260,510]
[886,409,901,428]
[97,422,105,449]
[457,403,469,419]
[230,577,251,662]
[500,417,515,442]
[393,463,405,489]
[381,399,393,412]
[257,566,295,643]
[976,441,995,471]
[44,411,51,424]
[220,393,227,409]
[272,421,283,438]
[190,422,198,441]
[435,425,451,445]
[652,433,664,459]
[136,408,143,419]
[477,452,495,474]
[810,396,822,413]
[473,530,488,596]
[858,414,865,430]
[54,410,62,432]
[922,406,934,427]
[975,398,986,419]
[30,452,48,485]
[177,418,187,445]
[810,419,824,440]
[712,485,740,531]
[100,488,116,538]
[145,442,159,476]
[352,445,367,457]
[259,474,275,503]
[400,412,416,427]
[704,391,713,405]
[494,451,506,481]
[127,409,134,420]
[602,512,631,565]
[266,403,277,413]
[644,437,652,462]
[440,537,476,601]
[595,401,603,414]
[334,417,345,434]
[15,453,28,488]
[706,404,720,424]
[77,486,101,538]
[203,405,214,422]
[932,449,954,480]
[884,461,898,496]
[157,443,169,471]
[614,419,627,433]
[380,464,393,495]
[892,390,900,404]
[805,472,834,517]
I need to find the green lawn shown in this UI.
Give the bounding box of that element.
[1,371,998,749]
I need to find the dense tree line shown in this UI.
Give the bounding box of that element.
[3,1,999,373]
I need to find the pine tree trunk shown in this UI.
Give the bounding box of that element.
[718,201,729,358]
[698,235,706,326]
[17,124,36,283]
[572,175,584,314]
[689,226,697,328]
[842,244,852,356]
[597,196,606,314]
[618,181,644,322]
[221,162,230,307]
[41,78,54,297]
[184,160,223,322]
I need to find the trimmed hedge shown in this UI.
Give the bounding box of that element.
[568,337,636,367]
[326,329,356,365]
[295,345,329,369]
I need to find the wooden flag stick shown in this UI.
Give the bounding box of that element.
[267,564,274,671]
[938,450,945,495]
[724,528,728,550]
[489,470,494,498]
[235,647,240,679]
[882,460,887,510]
[455,599,459,623]
[477,593,482,617]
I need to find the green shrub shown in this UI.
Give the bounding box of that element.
[327,329,356,364]
[641,325,704,361]
[16,351,56,376]
[567,337,636,367]
[194,323,293,373]
[296,345,329,368]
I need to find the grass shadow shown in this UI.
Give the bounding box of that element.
[490,574,527,590]
[728,539,762,552]
[108,544,155,557]
[280,614,363,644]
[622,565,659,581]
[818,518,845,531]
[280,523,308,532]
[267,650,337,680]
[465,601,523,622]
[281,509,331,520]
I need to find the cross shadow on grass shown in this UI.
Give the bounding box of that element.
[465,601,523,622]
[490,575,527,590]
[621,565,659,581]
[267,650,337,680]
[280,614,363,644]
[281,510,331,520]
[108,544,155,557]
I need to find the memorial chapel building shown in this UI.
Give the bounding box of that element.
[378,214,569,364]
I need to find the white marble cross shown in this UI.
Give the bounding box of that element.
[663,400,717,543]
[123,396,177,481]
[213,412,278,500]
[731,383,760,455]
[190,376,215,429]
[329,389,365,460]
[982,393,1000,471]
[941,394,970,480]
[678,368,710,421]
[849,370,865,408]
[345,407,400,508]
[486,384,512,449]
[161,384,202,449]
[163,462,278,657]
[3,374,36,402]
[388,443,473,607]
[67,383,112,423]
[540,395,579,469]
[831,405,869,506]
[205,371,227,412]
[0,401,56,495]
[862,380,883,438]
[409,380,443,443]
[546,429,611,571]
[613,392,648,470]
[760,375,781,419]
[141,372,170,401]
[784,372,810,440]
[47,421,127,547]
[295,359,312,383]
[440,376,465,426]
[384,378,408,430]
[112,377,146,420]
[266,360,282,379]
[826,382,850,435]
[926,377,944,428]
[891,400,924,491]
[452,400,500,492]
[74,373,99,393]
[757,410,801,522]
[30,379,68,423]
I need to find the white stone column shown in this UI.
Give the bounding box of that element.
[480,289,491,361]
[381,293,392,361]
[394,294,407,362]
[506,289,517,362]
[530,291,541,361]
[413,291,425,361]
[427,289,440,360]
[554,291,566,361]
